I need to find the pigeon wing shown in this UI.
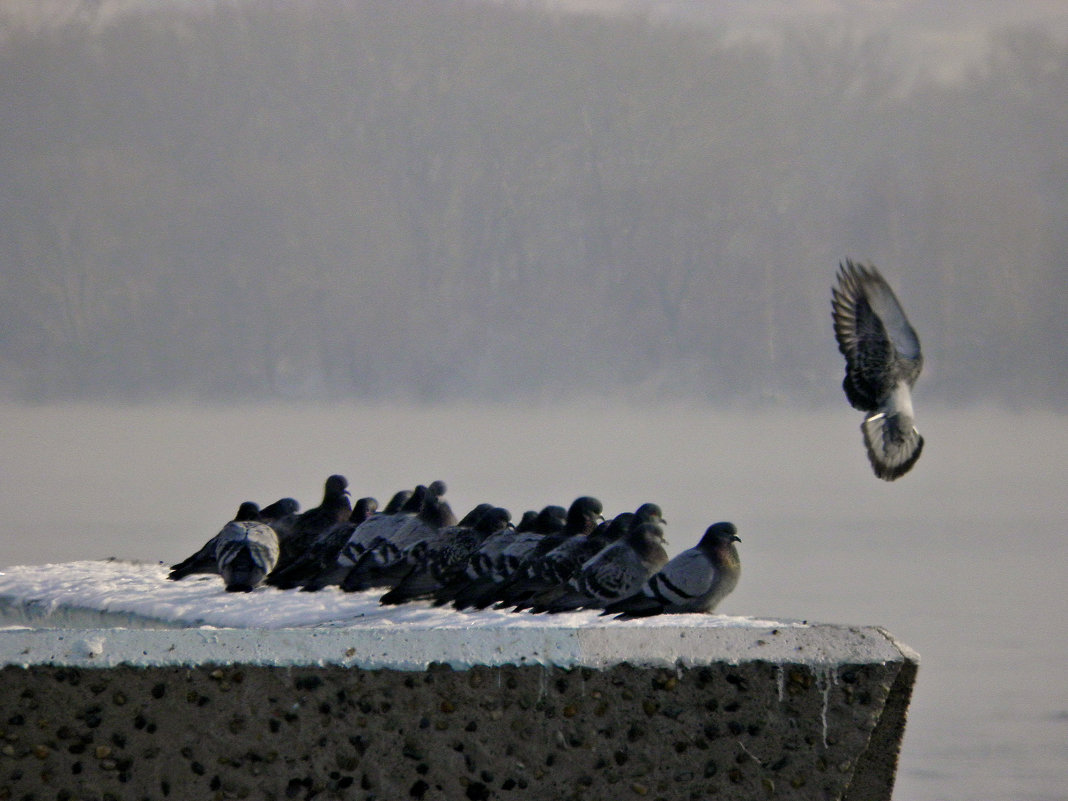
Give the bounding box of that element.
[832,261,922,411]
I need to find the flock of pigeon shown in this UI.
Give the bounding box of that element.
[168,260,923,615]
[168,476,742,618]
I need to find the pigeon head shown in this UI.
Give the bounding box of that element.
[565,496,604,535]
[633,503,666,525]
[515,510,539,532]
[593,513,632,544]
[458,503,496,528]
[402,485,429,513]
[531,506,567,534]
[383,489,413,514]
[628,521,667,548]
[428,480,448,497]
[260,497,300,521]
[324,474,350,497]
[698,522,740,550]
[350,497,379,524]
[476,507,513,534]
[234,502,261,522]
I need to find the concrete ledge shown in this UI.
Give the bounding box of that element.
[0,624,917,801]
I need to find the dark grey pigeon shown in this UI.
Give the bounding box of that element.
[602,522,741,617]
[258,497,300,540]
[168,501,261,581]
[266,497,378,590]
[499,498,615,610]
[270,474,351,577]
[527,503,667,611]
[537,522,669,613]
[444,504,566,609]
[340,485,456,592]
[832,260,924,480]
[381,489,413,515]
[380,506,513,605]
[465,496,603,611]
[215,520,280,592]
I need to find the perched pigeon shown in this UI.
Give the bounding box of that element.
[456,497,602,611]
[168,501,261,581]
[381,489,413,515]
[602,522,741,617]
[379,506,513,605]
[270,474,352,577]
[266,497,379,590]
[442,504,566,609]
[531,520,669,613]
[339,483,456,592]
[257,497,301,540]
[214,519,280,592]
[499,498,625,610]
[832,260,925,480]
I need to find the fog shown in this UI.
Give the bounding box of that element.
[1,401,1066,801]
[1,0,1066,406]
[1,3,1066,800]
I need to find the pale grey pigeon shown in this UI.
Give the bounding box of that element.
[602,522,740,617]
[215,519,280,592]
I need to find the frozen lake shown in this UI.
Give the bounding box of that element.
[0,401,1065,801]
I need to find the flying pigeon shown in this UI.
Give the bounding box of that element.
[602,522,740,617]
[832,260,925,480]
[214,519,280,592]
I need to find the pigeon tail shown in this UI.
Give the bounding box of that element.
[861,410,924,481]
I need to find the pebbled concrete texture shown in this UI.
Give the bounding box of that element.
[0,624,917,801]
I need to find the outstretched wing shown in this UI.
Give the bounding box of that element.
[832,260,922,411]
[833,260,925,480]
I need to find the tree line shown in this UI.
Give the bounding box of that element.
[0,0,1064,406]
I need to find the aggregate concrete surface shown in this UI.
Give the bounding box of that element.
[0,623,917,801]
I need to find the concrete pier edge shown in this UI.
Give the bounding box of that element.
[0,622,918,801]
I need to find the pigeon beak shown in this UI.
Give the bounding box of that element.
[731,535,741,543]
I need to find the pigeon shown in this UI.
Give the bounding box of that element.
[441,504,566,609]
[168,501,262,581]
[265,496,379,590]
[526,504,668,612]
[602,522,741,617]
[498,498,620,610]
[536,522,669,613]
[379,506,513,605]
[257,497,301,540]
[832,260,925,480]
[457,497,602,611]
[270,474,352,577]
[214,519,280,592]
[381,489,413,515]
[339,483,456,592]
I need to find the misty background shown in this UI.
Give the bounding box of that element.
[1,0,1066,406]
[1,4,1066,800]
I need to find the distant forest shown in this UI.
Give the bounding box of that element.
[1,1,1065,406]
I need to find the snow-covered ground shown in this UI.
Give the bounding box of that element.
[0,559,835,671]
[0,559,785,632]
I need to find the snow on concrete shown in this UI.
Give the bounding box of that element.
[0,559,916,672]
[0,559,783,631]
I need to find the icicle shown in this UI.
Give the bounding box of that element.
[817,666,840,749]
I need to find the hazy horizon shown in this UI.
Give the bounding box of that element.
[2,0,1066,408]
